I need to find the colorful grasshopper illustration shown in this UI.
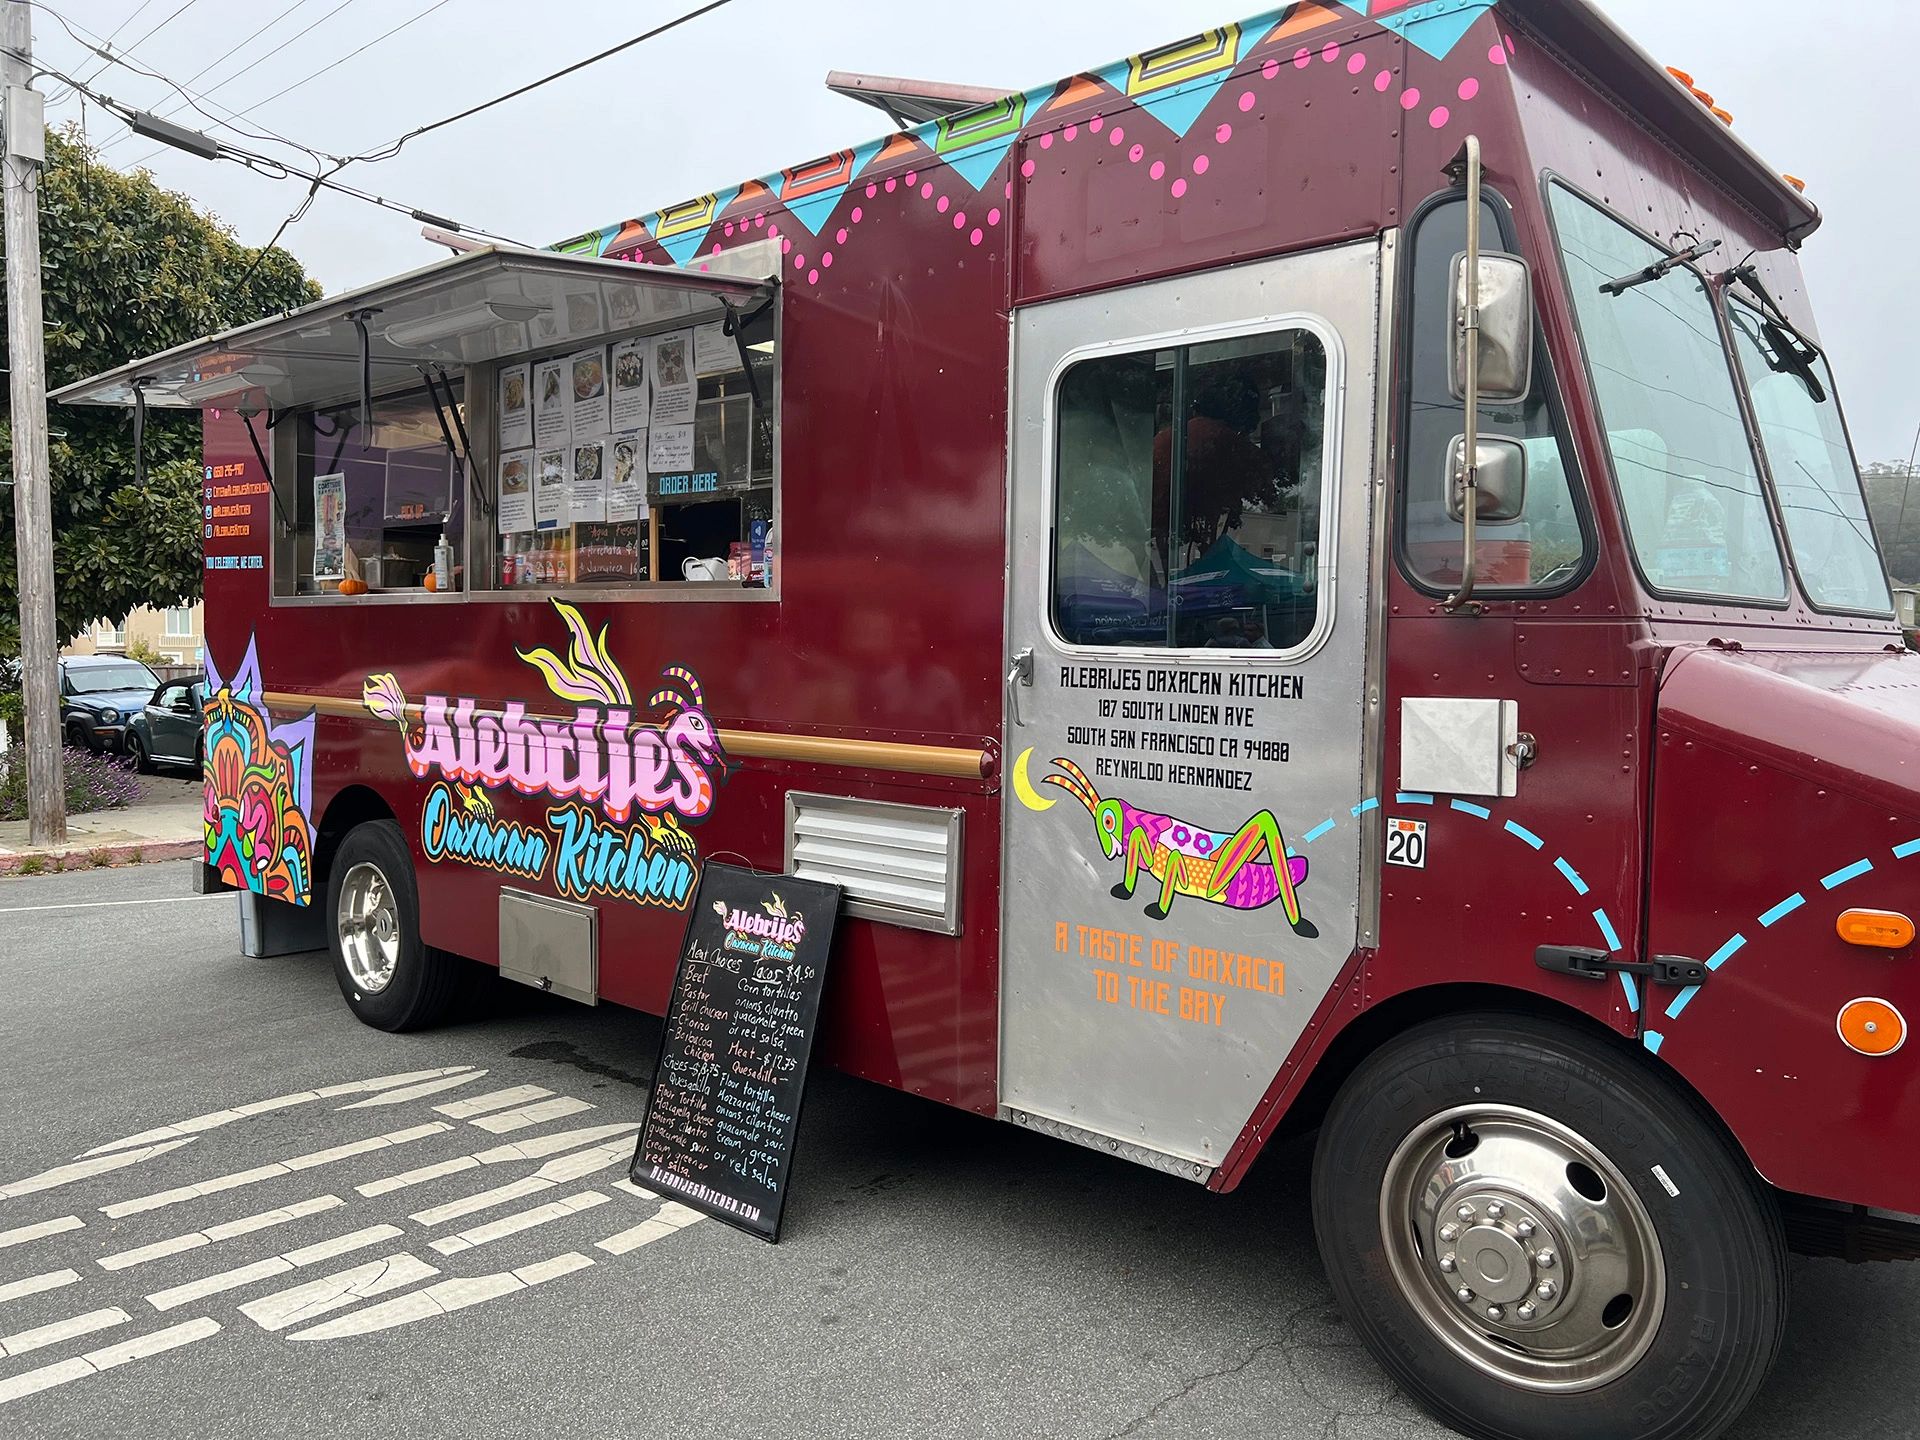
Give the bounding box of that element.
[1043,757,1316,937]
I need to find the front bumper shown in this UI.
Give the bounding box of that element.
[88,724,128,751]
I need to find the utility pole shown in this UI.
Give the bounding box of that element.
[4,0,64,845]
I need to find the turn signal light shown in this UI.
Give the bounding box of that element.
[1838,909,1916,950]
[1838,998,1907,1058]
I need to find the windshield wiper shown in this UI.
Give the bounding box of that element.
[1600,237,1722,296]
[1719,263,1827,401]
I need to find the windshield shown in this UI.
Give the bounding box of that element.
[1725,303,1892,614]
[67,662,158,695]
[1550,186,1787,603]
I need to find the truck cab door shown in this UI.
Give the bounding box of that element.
[999,241,1385,1174]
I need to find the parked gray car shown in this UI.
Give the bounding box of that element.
[127,676,205,774]
[58,654,162,754]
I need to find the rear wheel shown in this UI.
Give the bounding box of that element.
[325,820,461,1032]
[1312,1013,1786,1440]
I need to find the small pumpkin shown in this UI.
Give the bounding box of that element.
[423,571,439,593]
[337,577,368,596]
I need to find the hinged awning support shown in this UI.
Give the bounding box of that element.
[237,407,296,537]
[348,308,381,432]
[419,364,490,521]
[130,376,151,489]
[722,291,776,411]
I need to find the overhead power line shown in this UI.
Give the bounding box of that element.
[100,0,367,159]
[10,48,527,257]
[35,2,328,167]
[354,0,734,163]
[124,0,452,168]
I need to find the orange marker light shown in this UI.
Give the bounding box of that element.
[1838,909,1916,950]
[1783,173,1808,193]
[1711,107,1734,126]
[1838,998,1907,1058]
[1666,67,1695,87]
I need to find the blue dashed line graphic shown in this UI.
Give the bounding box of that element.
[1504,821,1544,850]
[1294,794,1638,1013]
[1653,838,1920,1050]
[1758,893,1806,927]
[1593,908,1622,953]
[1820,858,1874,890]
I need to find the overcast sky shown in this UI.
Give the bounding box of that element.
[43,0,1920,462]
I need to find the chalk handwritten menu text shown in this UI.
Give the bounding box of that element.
[632,865,843,1242]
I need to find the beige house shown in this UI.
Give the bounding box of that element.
[62,602,204,670]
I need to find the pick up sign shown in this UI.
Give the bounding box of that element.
[631,865,842,1242]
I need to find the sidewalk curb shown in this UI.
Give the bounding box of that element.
[0,839,202,878]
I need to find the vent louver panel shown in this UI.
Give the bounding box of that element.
[784,793,964,934]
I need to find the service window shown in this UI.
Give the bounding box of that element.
[487,305,776,590]
[273,385,467,597]
[1725,302,1892,615]
[1052,326,1329,651]
[1551,185,1787,604]
[1401,196,1590,592]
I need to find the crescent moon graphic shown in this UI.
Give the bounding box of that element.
[1012,747,1056,813]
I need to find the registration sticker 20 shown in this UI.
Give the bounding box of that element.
[1386,818,1428,870]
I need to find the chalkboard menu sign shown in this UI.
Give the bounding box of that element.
[631,864,843,1242]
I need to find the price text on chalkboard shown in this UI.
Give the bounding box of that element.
[631,865,842,1242]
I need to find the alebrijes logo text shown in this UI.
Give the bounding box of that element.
[363,601,724,826]
[715,893,807,961]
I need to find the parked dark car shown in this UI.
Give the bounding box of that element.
[58,655,161,754]
[127,675,206,773]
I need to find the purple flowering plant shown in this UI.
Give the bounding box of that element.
[0,745,143,822]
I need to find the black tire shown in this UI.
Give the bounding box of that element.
[127,732,151,773]
[66,720,97,753]
[324,820,462,1032]
[1312,1012,1786,1440]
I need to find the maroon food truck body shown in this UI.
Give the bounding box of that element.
[58,3,1919,1435]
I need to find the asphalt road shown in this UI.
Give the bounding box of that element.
[0,863,1915,1440]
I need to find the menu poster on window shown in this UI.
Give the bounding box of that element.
[533,359,570,446]
[647,423,696,474]
[534,448,569,531]
[610,430,649,521]
[693,320,737,377]
[649,329,696,426]
[569,347,609,435]
[570,436,608,524]
[313,473,347,580]
[610,337,648,431]
[497,450,535,534]
[574,521,641,583]
[498,363,533,450]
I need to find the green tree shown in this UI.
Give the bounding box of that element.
[0,127,320,657]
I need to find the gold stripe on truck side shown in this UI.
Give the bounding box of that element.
[258,691,993,780]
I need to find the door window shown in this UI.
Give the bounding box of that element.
[1052,327,1330,651]
[1550,185,1786,603]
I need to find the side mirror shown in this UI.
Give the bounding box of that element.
[1897,590,1918,629]
[1446,436,1528,524]
[1451,252,1534,404]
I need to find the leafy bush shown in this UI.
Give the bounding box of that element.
[0,744,143,821]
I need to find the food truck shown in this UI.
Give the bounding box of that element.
[53,2,1920,1435]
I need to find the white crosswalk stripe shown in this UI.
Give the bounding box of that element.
[0,1064,709,1413]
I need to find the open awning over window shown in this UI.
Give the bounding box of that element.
[51,244,777,414]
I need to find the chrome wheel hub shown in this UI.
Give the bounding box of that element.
[337,862,401,994]
[1380,1104,1665,1392]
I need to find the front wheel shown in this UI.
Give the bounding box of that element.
[127,732,151,773]
[325,820,462,1032]
[1312,1013,1786,1440]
